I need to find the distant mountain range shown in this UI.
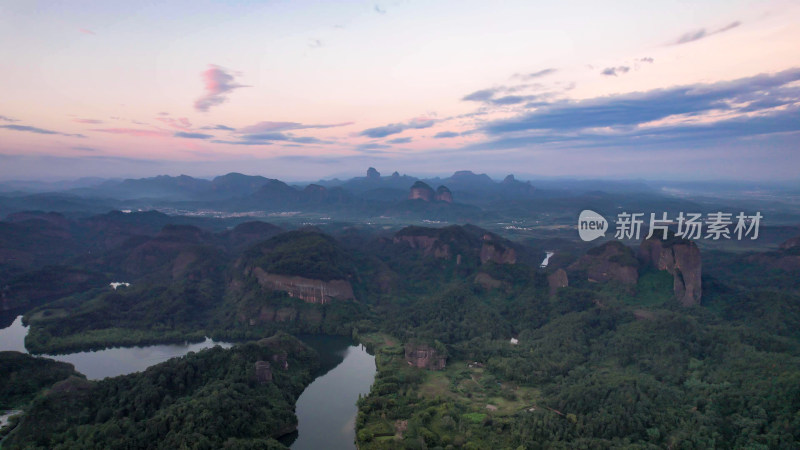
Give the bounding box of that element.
[2,168,799,228]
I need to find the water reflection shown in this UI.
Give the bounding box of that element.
[0,315,231,380]
[288,336,376,450]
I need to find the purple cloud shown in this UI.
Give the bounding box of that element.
[238,121,353,133]
[512,68,557,80]
[673,21,741,45]
[175,132,213,139]
[434,131,460,138]
[1,124,85,138]
[601,66,631,76]
[194,65,249,112]
[359,118,435,138]
[462,89,497,102]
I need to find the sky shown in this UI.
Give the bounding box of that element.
[1,0,799,182]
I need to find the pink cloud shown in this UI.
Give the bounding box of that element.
[79,28,95,35]
[194,65,249,112]
[157,117,192,131]
[73,118,104,124]
[238,121,354,133]
[91,128,170,137]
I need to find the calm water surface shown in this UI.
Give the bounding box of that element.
[288,335,376,450]
[0,315,231,379]
[0,314,377,448]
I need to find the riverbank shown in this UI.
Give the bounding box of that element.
[3,333,319,449]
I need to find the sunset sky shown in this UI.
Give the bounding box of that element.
[1,0,799,181]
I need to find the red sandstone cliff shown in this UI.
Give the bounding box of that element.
[250,267,355,304]
[638,236,702,306]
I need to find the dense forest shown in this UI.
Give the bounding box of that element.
[3,333,319,449]
[1,209,799,448]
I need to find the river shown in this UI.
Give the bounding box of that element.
[288,335,376,450]
[0,314,376,448]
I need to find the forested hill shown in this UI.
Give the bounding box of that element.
[4,333,319,449]
[2,209,800,448]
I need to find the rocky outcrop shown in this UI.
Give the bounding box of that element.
[393,235,452,259]
[638,236,702,307]
[255,361,272,383]
[548,268,569,296]
[780,236,800,252]
[568,241,639,287]
[744,235,800,273]
[251,267,355,304]
[408,181,435,201]
[404,343,446,370]
[367,167,381,180]
[435,185,453,203]
[272,351,289,370]
[393,225,520,267]
[480,234,517,264]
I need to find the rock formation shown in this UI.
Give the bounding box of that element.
[780,235,800,252]
[744,235,800,274]
[272,351,289,370]
[638,235,702,307]
[366,167,381,180]
[408,181,435,201]
[568,241,639,287]
[392,234,452,259]
[548,268,569,296]
[255,360,272,383]
[480,234,517,264]
[404,343,446,370]
[250,268,355,304]
[435,185,453,203]
[393,225,520,266]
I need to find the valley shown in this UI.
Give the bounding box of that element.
[0,171,799,448]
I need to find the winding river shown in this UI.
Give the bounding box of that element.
[287,336,376,450]
[0,313,376,449]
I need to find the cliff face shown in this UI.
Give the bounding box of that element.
[392,225,520,267]
[480,235,517,264]
[255,361,272,383]
[409,181,435,201]
[392,235,452,259]
[435,185,453,203]
[568,241,639,286]
[780,236,800,251]
[404,343,446,370]
[638,237,702,307]
[251,267,355,304]
[745,235,800,273]
[548,268,569,296]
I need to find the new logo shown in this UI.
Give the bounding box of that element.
[578,210,608,242]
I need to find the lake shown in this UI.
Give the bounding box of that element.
[0,314,376,448]
[0,314,231,379]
